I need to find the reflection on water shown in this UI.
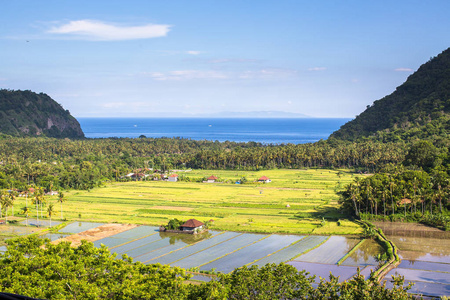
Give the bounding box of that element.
[373,221,450,261]
[374,222,450,239]
[158,230,214,245]
[342,239,383,267]
[374,221,450,297]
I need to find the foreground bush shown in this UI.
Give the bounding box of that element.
[0,236,415,299]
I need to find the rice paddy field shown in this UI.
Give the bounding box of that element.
[43,222,380,282]
[3,169,363,235]
[375,222,450,297]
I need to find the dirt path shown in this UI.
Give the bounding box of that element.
[54,223,138,247]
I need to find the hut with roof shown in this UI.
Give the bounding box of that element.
[180,219,204,232]
[258,176,271,183]
[168,174,178,182]
[206,175,218,183]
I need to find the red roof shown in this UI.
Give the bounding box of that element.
[259,176,270,181]
[169,174,178,177]
[207,176,218,180]
[181,219,204,228]
[399,198,412,205]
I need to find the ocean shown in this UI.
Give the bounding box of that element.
[77,118,350,145]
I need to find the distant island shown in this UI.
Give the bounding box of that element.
[0,89,84,138]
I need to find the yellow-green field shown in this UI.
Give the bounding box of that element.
[10,169,364,235]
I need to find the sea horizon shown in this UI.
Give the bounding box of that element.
[77,117,351,144]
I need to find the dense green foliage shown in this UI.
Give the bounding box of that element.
[340,165,449,230]
[0,236,415,299]
[0,137,409,191]
[331,47,450,142]
[0,89,84,138]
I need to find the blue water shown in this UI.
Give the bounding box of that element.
[77,118,350,144]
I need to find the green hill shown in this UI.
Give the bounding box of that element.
[0,89,84,138]
[330,47,450,143]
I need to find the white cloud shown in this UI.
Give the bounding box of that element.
[209,58,259,64]
[47,20,171,41]
[308,67,326,71]
[394,68,413,72]
[144,70,228,81]
[138,68,297,81]
[187,51,201,55]
[239,68,297,79]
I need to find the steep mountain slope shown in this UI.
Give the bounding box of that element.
[330,48,450,142]
[0,89,84,138]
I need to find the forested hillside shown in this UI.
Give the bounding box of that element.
[0,89,84,138]
[330,47,450,142]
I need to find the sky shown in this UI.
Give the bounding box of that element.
[1,0,449,118]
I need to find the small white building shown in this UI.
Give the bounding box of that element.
[168,174,178,182]
[258,176,271,183]
[206,175,218,183]
[180,219,204,231]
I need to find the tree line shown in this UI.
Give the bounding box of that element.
[0,236,415,299]
[339,141,449,230]
[0,136,417,191]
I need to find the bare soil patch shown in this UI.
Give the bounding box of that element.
[54,223,138,247]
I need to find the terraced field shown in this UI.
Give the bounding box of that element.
[48,222,382,281]
[4,169,363,235]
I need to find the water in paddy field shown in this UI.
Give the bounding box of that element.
[78,118,350,144]
[374,222,450,297]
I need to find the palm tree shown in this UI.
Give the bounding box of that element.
[8,190,17,217]
[1,190,12,223]
[33,187,44,226]
[47,203,54,227]
[349,183,359,216]
[389,178,396,215]
[22,206,30,226]
[57,191,67,220]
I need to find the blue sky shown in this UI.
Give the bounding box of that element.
[1,0,449,118]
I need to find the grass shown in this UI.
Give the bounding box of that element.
[7,169,363,235]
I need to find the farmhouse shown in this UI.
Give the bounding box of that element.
[258,176,271,183]
[206,175,218,183]
[168,174,178,182]
[180,219,204,231]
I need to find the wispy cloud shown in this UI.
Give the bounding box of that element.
[308,67,326,71]
[394,68,413,72]
[144,70,228,81]
[209,58,260,64]
[139,68,297,81]
[239,68,297,79]
[47,20,171,41]
[187,50,201,55]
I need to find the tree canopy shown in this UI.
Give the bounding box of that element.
[0,236,415,299]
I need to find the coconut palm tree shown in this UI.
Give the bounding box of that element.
[1,190,12,223]
[389,178,396,215]
[22,206,30,226]
[47,203,54,227]
[57,191,67,220]
[33,187,44,226]
[8,190,17,217]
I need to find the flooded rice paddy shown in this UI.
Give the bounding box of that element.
[374,222,450,297]
[3,220,449,296]
[61,222,382,282]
